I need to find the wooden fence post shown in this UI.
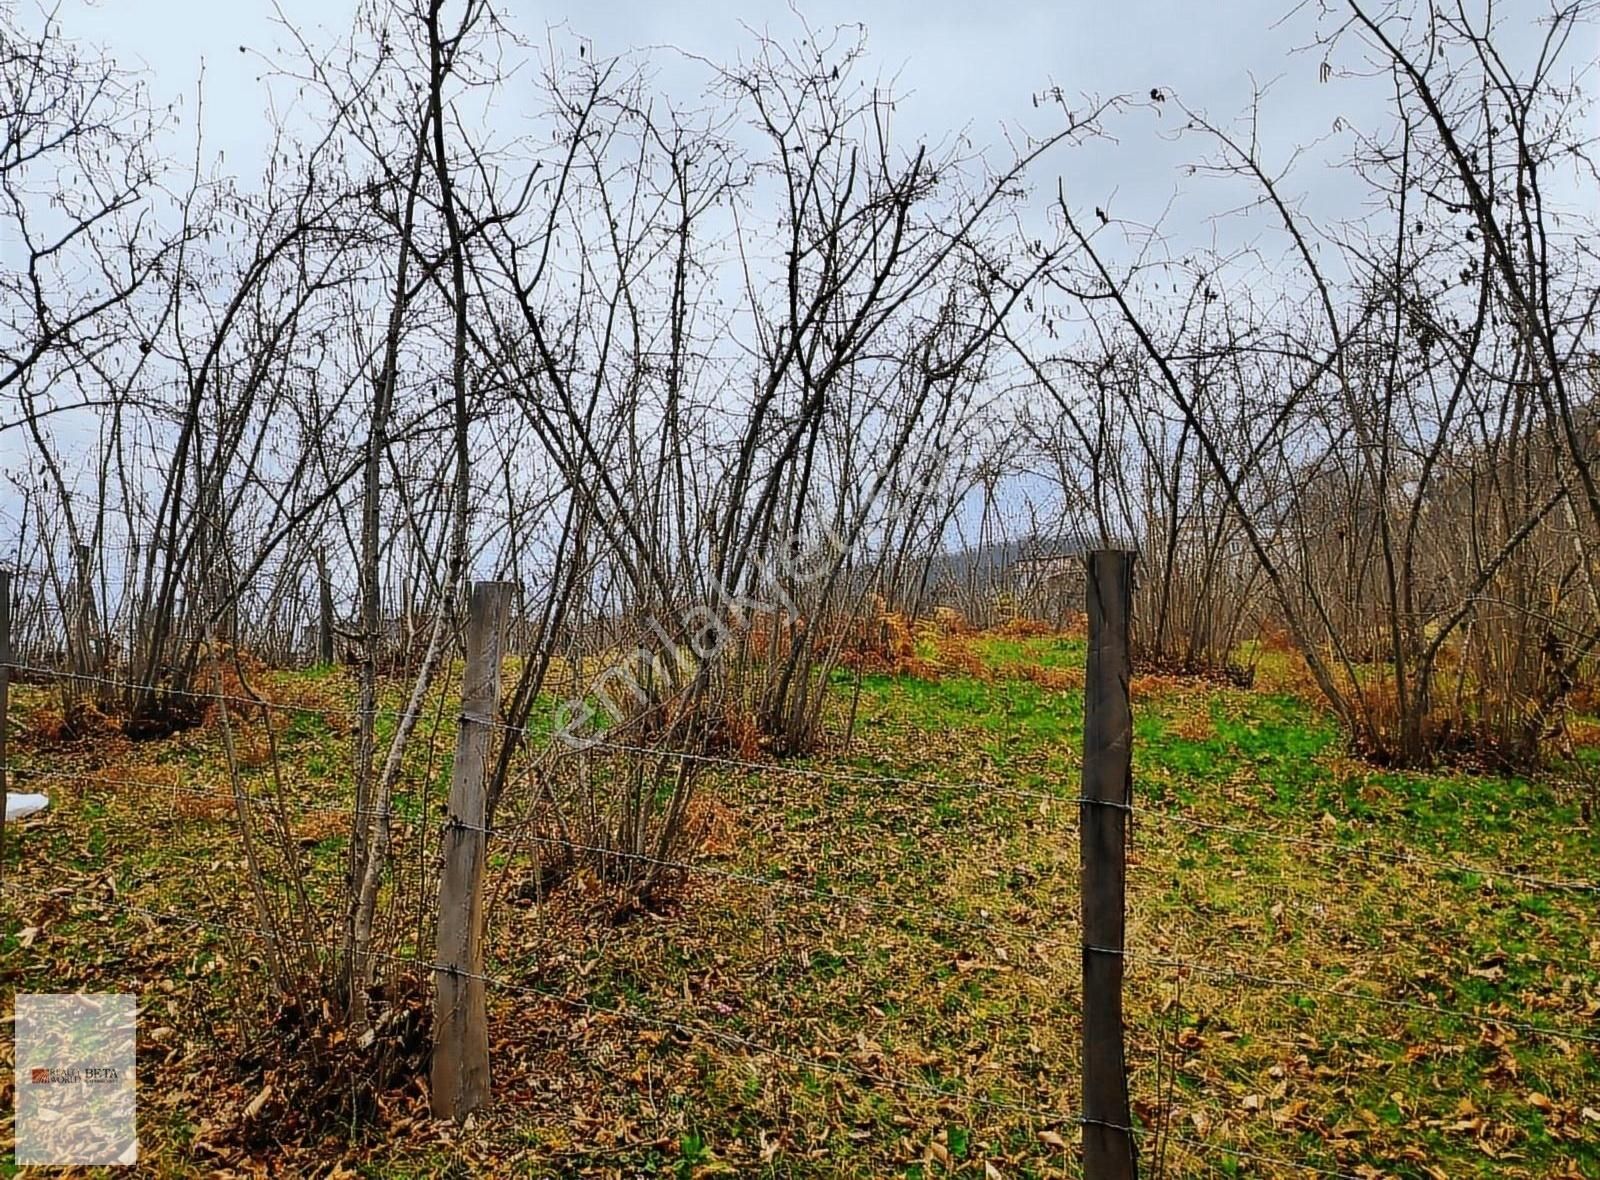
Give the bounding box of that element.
[431,580,513,1121]
[316,549,335,666]
[125,541,140,674]
[1,568,11,881]
[72,542,96,679]
[1082,548,1138,1179]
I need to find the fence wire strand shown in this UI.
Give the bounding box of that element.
[9,759,1594,1045]
[4,661,1594,894]
[0,881,1363,1178]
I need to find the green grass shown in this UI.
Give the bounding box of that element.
[2,640,1597,1178]
[966,633,1087,671]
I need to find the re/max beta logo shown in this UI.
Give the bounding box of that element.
[28,1067,121,1084]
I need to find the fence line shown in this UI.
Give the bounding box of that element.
[1135,853,1600,980]
[4,661,1595,895]
[23,756,1599,984]
[7,653,1600,1175]
[466,817,1090,945]
[0,662,408,718]
[578,742,1600,894]
[2,765,392,820]
[9,758,1593,1047]
[1137,808,1599,895]
[0,880,1361,1179]
[0,756,1081,845]
[1100,945,1600,1045]
[0,662,1074,807]
[576,737,1079,809]
[1,764,1090,955]
[0,881,1081,1122]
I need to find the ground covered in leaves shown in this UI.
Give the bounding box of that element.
[2,626,1598,1178]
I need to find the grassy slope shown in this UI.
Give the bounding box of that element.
[1,634,1597,1178]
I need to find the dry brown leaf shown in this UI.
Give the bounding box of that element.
[243,1084,272,1121]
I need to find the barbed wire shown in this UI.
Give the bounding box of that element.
[0,881,1076,1119]
[0,881,1361,1178]
[7,662,1600,1042]
[1100,945,1600,1046]
[583,746,1600,896]
[1,763,395,822]
[463,816,1087,948]
[1,660,414,721]
[4,659,1596,895]
[20,756,1593,984]
[538,741,1600,894]
[1141,809,1599,895]
[2,765,1088,955]
[1131,850,1600,980]
[9,762,1595,1047]
[0,755,1082,854]
[575,736,1078,809]
[0,663,1091,820]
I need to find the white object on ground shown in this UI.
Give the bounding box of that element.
[4,792,50,822]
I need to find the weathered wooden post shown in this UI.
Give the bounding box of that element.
[1081,548,1137,1179]
[316,549,335,666]
[431,580,513,1121]
[125,540,141,676]
[1,568,11,880]
[71,542,94,680]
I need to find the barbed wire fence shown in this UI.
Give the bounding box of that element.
[2,566,1598,1177]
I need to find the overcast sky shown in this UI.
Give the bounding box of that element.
[26,0,1587,299]
[45,0,1408,233]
